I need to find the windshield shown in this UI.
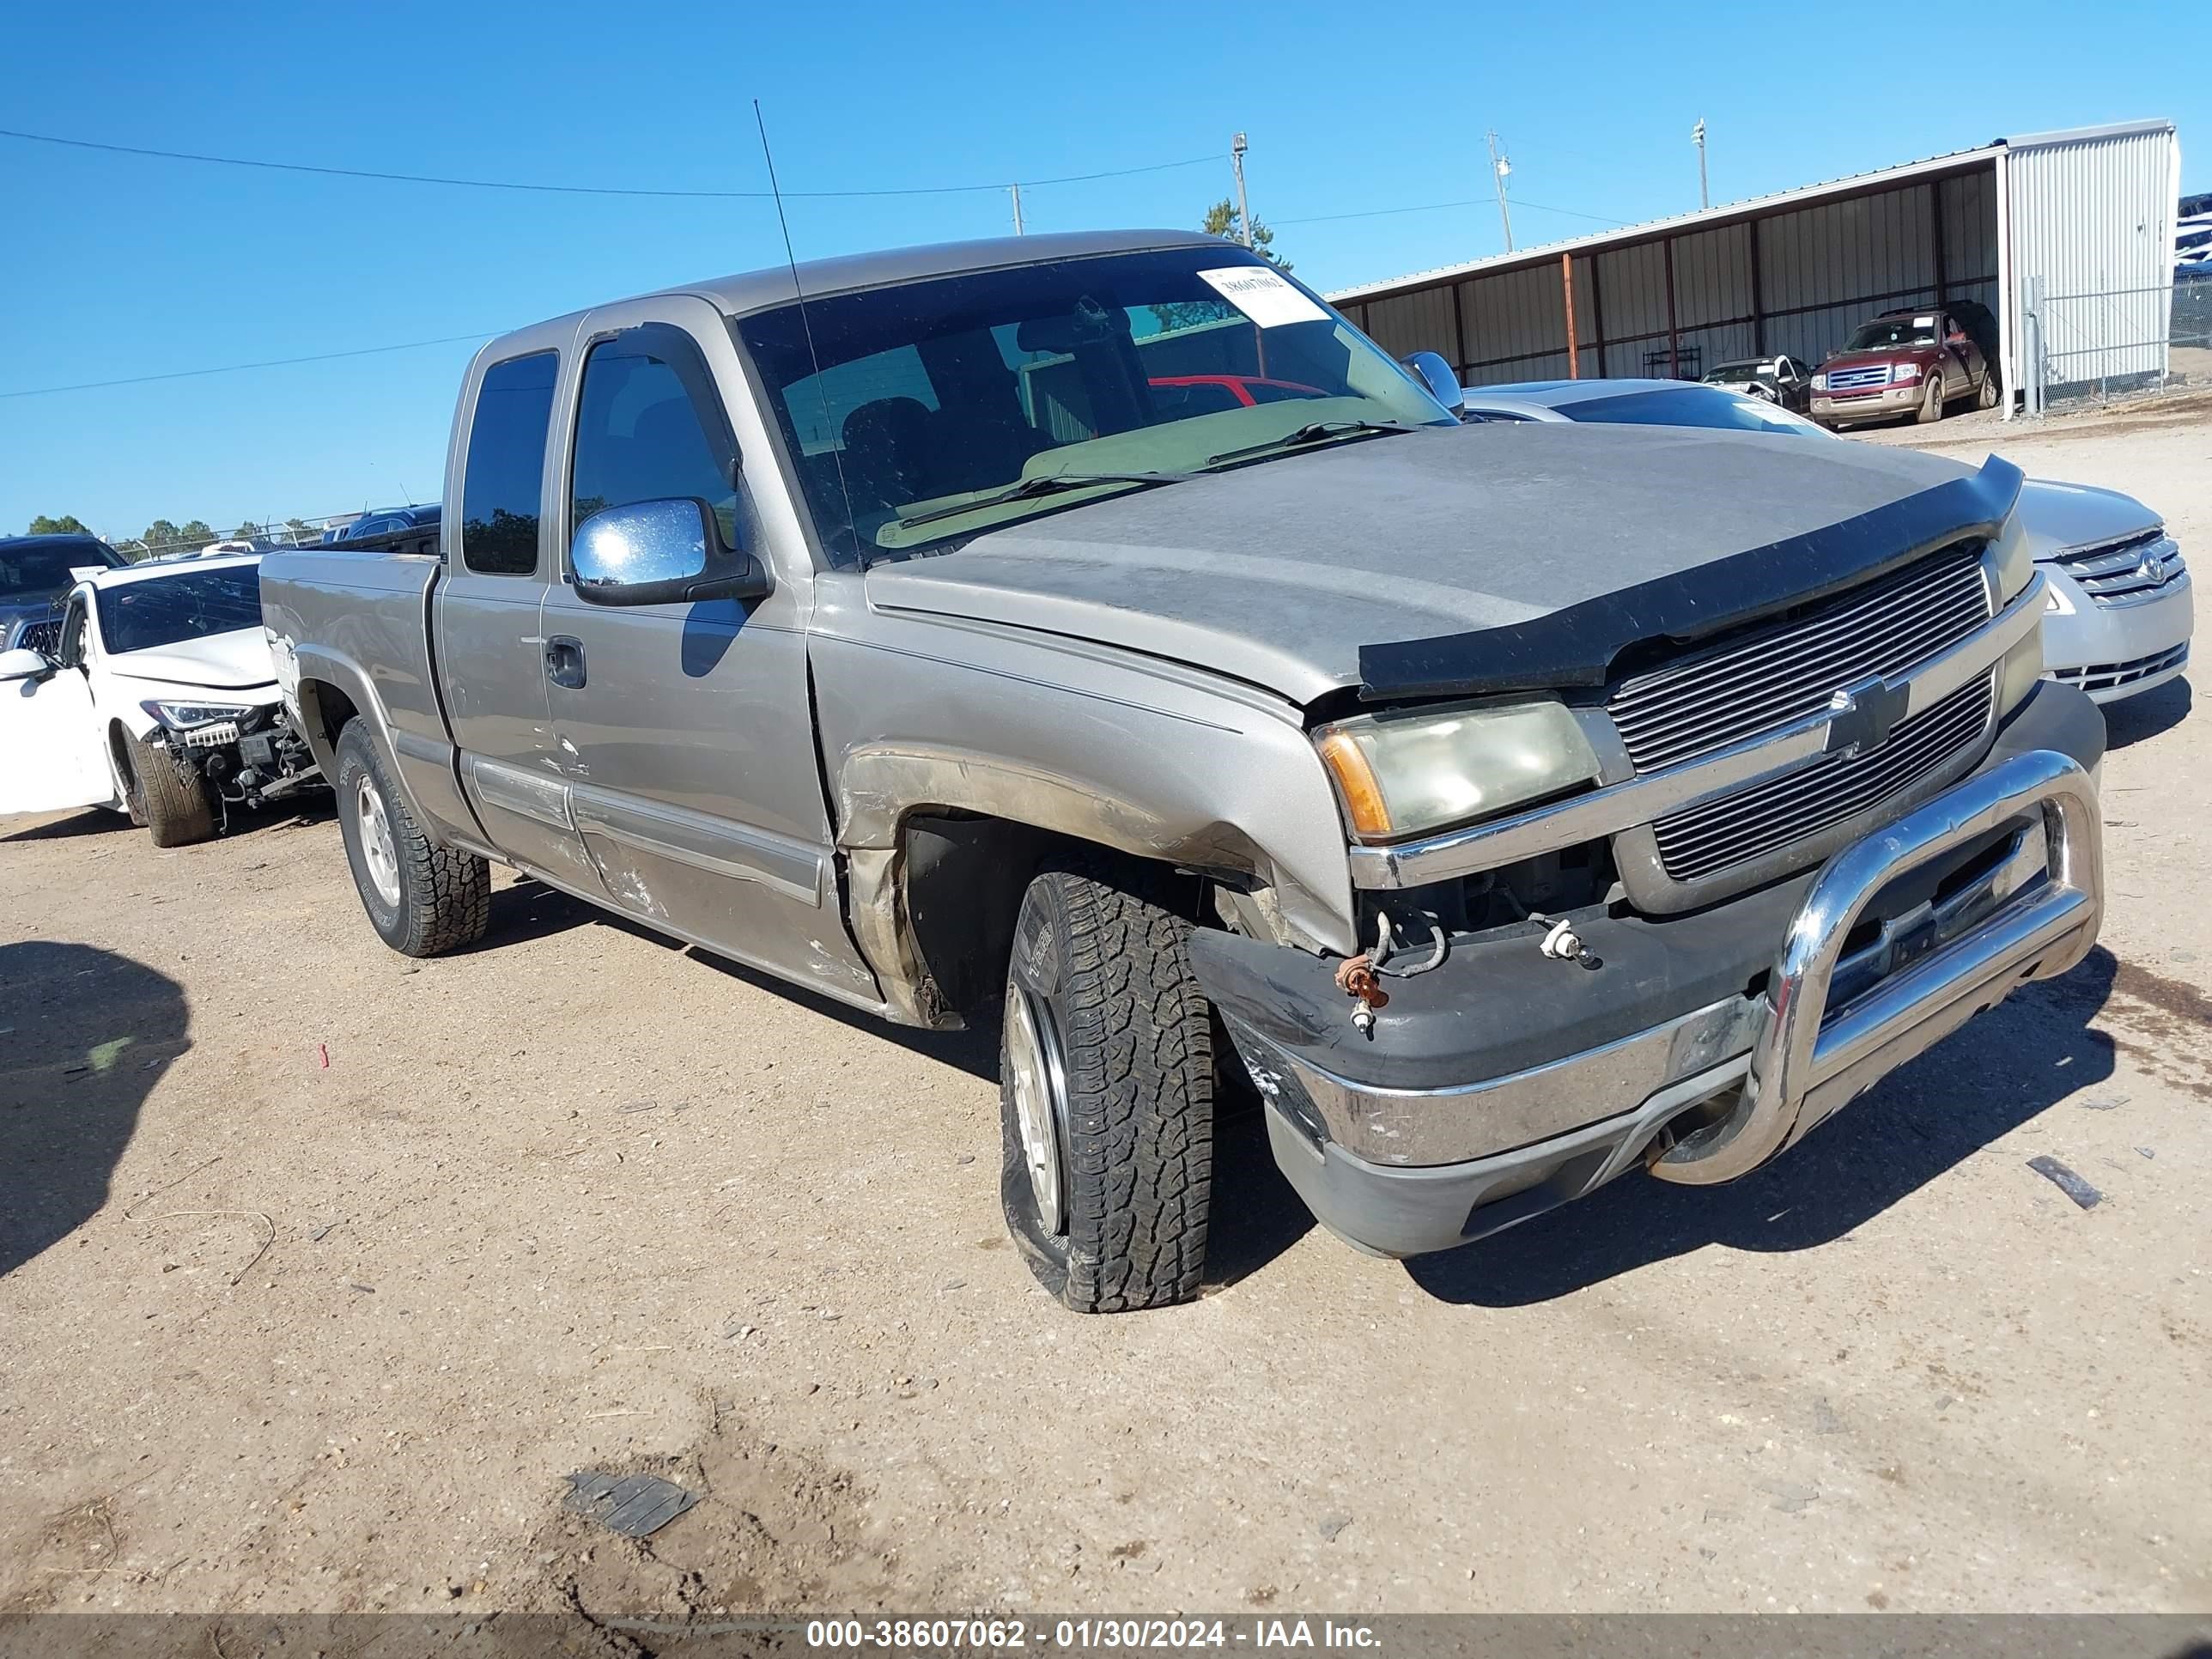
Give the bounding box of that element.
[1844,316,1938,351]
[94,565,264,654]
[1704,363,1764,383]
[0,540,123,600]
[1559,385,1829,437]
[735,247,1452,561]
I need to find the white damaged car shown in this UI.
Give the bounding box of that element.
[0,553,322,844]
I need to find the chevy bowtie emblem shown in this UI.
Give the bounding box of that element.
[1824,676,1909,757]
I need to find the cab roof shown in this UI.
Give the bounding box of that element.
[476,228,1231,364]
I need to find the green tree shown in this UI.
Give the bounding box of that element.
[1152,200,1296,332]
[283,518,313,545]
[27,514,91,536]
[1200,198,1288,271]
[178,520,217,548]
[233,520,261,542]
[140,519,182,555]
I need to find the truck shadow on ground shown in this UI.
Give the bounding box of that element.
[2101,674,2191,750]
[0,941,189,1279]
[1405,945,2120,1308]
[458,875,1315,1288]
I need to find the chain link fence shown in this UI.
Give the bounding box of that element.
[2020,276,2212,414]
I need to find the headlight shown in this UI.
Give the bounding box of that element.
[1811,373,1827,391]
[1891,362,1921,382]
[143,700,251,729]
[1315,699,1599,842]
[1990,513,2035,604]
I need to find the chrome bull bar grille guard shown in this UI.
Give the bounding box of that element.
[1649,749,2102,1186]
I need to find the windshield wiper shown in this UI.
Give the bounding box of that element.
[1205,419,1421,469]
[890,471,1191,532]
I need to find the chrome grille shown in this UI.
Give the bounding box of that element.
[1651,676,1996,883]
[2051,530,2185,606]
[1609,544,1993,772]
[1826,364,1891,392]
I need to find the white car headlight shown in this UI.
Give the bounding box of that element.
[1892,362,1922,382]
[143,699,251,729]
[1316,699,1599,842]
[1811,373,1827,391]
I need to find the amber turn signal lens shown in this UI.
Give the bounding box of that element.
[1316,729,1393,839]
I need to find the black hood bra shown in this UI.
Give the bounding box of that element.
[1358,455,2025,702]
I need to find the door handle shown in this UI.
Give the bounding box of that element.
[544,635,586,690]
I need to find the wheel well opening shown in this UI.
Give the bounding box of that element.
[901,816,1210,1019]
[302,681,360,752]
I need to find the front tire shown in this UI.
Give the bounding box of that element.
[333,720,489,957]
[120,729,216,847]
[999,857,1214,1313]
[1915,372,1945,424]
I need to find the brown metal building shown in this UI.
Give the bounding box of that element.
[1328,121,2180,413]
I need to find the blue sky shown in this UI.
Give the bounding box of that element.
[3,0,2204,541]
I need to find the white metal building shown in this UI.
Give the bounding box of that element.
[1328,120,2181,413]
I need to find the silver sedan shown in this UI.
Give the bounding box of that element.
[1455,379,2192,705]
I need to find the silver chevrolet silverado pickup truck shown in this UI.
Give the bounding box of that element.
[259,229,2107,1313]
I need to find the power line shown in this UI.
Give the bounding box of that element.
[0,331,502,399]
[1279,195,1627,228]
[0,125,1216,200]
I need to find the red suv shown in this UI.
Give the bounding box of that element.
[1811,301,1999,428]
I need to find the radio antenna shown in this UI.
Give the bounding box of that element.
[753,99,861,568]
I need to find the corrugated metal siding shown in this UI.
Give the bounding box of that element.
[2010,125,2179,389]
[1343,165,2001,388]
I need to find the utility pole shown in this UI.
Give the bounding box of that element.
[1231,131,1254,247]
[1009,182,1024,235]
[1486,131,1513,252]
[1692,118,1709,210]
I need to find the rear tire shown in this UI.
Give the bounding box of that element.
[1978,368,2001,410]
[1915,373,1945,424]
[120,729,216,847]
[333,720,489,957]
[999,855,1214,1313]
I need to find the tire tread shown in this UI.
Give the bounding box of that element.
[1036,855,1213,1313]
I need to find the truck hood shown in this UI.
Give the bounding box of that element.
[2015,477,2160,559]
[106,628,278,692]
[864,422,1980,706]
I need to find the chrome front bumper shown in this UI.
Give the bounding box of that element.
[1646,747,2100,1183]
[1227,745,2103,1256]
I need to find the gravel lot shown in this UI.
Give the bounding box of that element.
[3,404,2207,1626]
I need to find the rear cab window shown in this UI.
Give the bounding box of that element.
[460,351,559,575]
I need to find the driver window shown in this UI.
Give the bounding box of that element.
[570,325,748,558]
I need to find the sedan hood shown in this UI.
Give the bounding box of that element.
[106,627,278,691]
[2015,477,2160,558]
[865,422,1978,705]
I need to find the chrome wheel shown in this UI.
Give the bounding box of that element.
[1004,983,1068,1236]
[355,774,402,908]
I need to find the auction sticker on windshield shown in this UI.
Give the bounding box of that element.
[1197,266,1329,328]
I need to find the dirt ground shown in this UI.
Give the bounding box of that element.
[3,405,2209,1627]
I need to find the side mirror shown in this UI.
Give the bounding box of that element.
[570,498,770,608]
[1401,350,1463,412]
[0,647,53,683]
